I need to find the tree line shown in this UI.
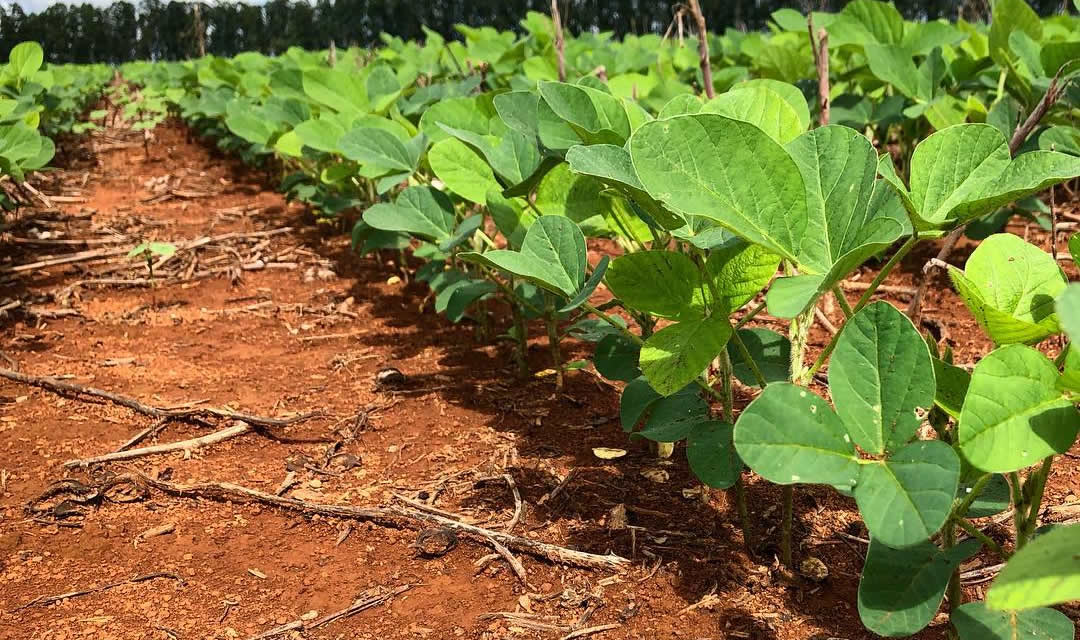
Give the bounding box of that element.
[0,0,1068,65]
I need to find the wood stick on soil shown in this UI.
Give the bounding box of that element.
[246,584,412,640]
[686,0,714,99]
[551,0,566,82]
[133,473,630,570]
[504,472,523,533]
[0,367,320,429]
[485,534,528,585]
[115,416,170,451]
[0,245,132,274]
[562,624,622,640]
[64,422,252,468]
[12,572,184,611]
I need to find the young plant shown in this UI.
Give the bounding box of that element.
[128,241,177,281]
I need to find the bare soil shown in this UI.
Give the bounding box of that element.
[0,120,1078,640]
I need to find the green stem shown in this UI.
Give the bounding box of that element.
[944,519,962,610]
[955,473,992,519]
[781,485,794,568]
[1021,456,1055,546]
[853,234,919,312]
[953,516,1007,559]
[804,235,920,381]
[729,328,769,388]
[510,288,529,379]
[544,293,563,390]
[734,299,766,330]
[1010,471,1026,550]
[831,285,854,319]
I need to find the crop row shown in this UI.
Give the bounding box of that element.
[8,1,1080,636]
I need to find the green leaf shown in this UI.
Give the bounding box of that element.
[225,102,274,146]
[958,344,1078,473]
[302,69,368,118]
[630,114,807,264]
[830,301,936,455]
[727,328,790,388]
[560,256,608,313]
[989,0,1043,68]
[460,215,585,298]
[564,144,684,231]
[784,125,909,285]
[8,42,43,80]
[904,124,1080,230]
[1057,283,1080,344]
[444,281,497,323]
[954,602,1074,640]
[539,81,632,146]
[960,473,1011,518]
[986,524,1080,610]
[1070,233,1080,265]
[933,357,971,420]
[493,91,539,140]
[429,137,502,204]
[705,237,780,313]
[605,251,702,319]
[765,274,826,319]
[340,127,416,173]
[620,376,662,431]
[854,440,960,548]
[636,387,708,442]
[948,234,1066,345]
[865,44,921,98]
[738,79,811,132]
[858,538,981,637]
[362,186,455,242]
[700,85,806,145]
[639,315,732,396]
[734,383,860,487]
[532,162,614,233]
[486,191,535,251]
[594,333,640,382]
[686,421,740,489]
[842,0,904,45]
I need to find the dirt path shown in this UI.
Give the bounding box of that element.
[0,120,1078,640]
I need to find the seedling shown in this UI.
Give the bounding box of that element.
[128,241,176,282]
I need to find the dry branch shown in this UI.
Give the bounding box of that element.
[64,422,252,468]
[131,473,629,570]
[12,572,183,611]
[246,584,412,640]
[686,0,714,99]
[551,0,566,82]
[0,367,320,430]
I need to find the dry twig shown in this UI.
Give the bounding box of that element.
[131,473,629,570]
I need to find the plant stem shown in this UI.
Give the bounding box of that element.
[953,516,1007,559]
[729,328,769,388]
[955,473,991,519]
[510,279,529,379]
[544,293,563,390]
[781,485,794,568]
[831,285,854,319]
[719,349,754,556]
[734,299,766,329]
[1010,470,1026,550]
[944,519,962,610]
[805,235,920,380]
[1020,456,1055,546]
